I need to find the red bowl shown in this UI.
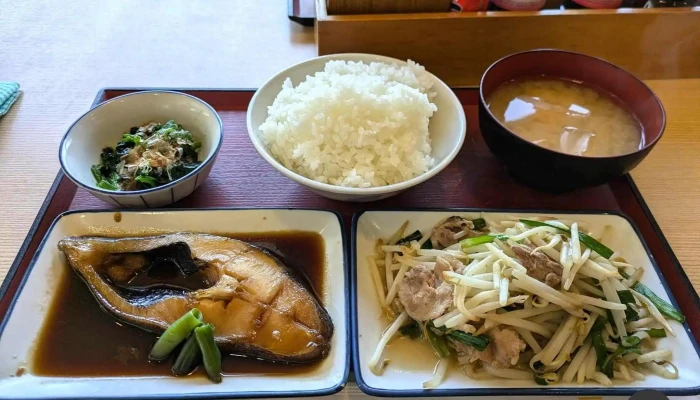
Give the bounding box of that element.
[479,49,665,192]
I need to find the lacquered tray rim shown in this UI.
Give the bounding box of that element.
[351,208,700,397]
[624,175,700,318]
[0,88,697,398]
[0,208,350,400]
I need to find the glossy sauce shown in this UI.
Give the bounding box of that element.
[31,231,325,377]
[487,77,643,157]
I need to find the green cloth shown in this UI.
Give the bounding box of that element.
[0,82,20,117]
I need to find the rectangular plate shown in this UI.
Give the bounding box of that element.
[0,209,349,399]
[352,210,700,397]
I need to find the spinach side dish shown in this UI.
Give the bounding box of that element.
[91,120,202,191]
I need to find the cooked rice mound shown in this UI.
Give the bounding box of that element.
[258,60,437,188]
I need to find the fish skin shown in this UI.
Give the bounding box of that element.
[58,233,333,363]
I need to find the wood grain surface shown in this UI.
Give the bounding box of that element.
[0,0,699,298]
[317,1,700,86]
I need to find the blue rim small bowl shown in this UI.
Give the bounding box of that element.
[58,91,223,208]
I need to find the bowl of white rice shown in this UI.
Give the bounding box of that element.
[247,54,466,202]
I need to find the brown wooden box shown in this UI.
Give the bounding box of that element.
[316,0,700,86]
[326,0,452,14]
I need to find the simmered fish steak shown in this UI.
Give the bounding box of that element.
[57,233,333,363]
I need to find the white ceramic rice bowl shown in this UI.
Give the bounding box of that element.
[247,54,466,202]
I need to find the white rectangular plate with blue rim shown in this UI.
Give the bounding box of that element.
[353,210,700,397]
[0,209,348,399]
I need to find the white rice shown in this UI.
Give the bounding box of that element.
[258,60,437,188]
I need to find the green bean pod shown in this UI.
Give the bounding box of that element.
[171,333,202,376]
[149,308,203,361]
[195,323,222,384]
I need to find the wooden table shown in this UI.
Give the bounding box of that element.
[0,0,698,295]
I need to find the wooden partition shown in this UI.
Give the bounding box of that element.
[316,0,700,86]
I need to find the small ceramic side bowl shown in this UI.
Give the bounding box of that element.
[247,53,467,202]
[479,49,665,193]
[59,91,223,208]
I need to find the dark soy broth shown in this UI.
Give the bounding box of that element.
[31,231,326,377]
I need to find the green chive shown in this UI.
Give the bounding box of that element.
[617,290,635,304]
[519,219,614,259]
[460,234,508,249]
[647,328,667,338]
[590,318,613,377]
[617,290,640,322]
[399,320,423,340]
[424,323,451,359]
[445,330,489,352]
[472,218,487,230]
[601,344,640,374]
[633,283,685,323]
[396,230,422,246]
[621,336,641,348]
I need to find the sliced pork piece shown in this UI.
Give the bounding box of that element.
[452,327,526,369]
[430,216,482,249]
[435,254,465,276]
[397,264,453,321]
[511,244,564,288]
[489,328,527,367]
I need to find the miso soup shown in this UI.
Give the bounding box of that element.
[487,78,643,157]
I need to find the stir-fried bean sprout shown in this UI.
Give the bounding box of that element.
[367,215,684,388]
